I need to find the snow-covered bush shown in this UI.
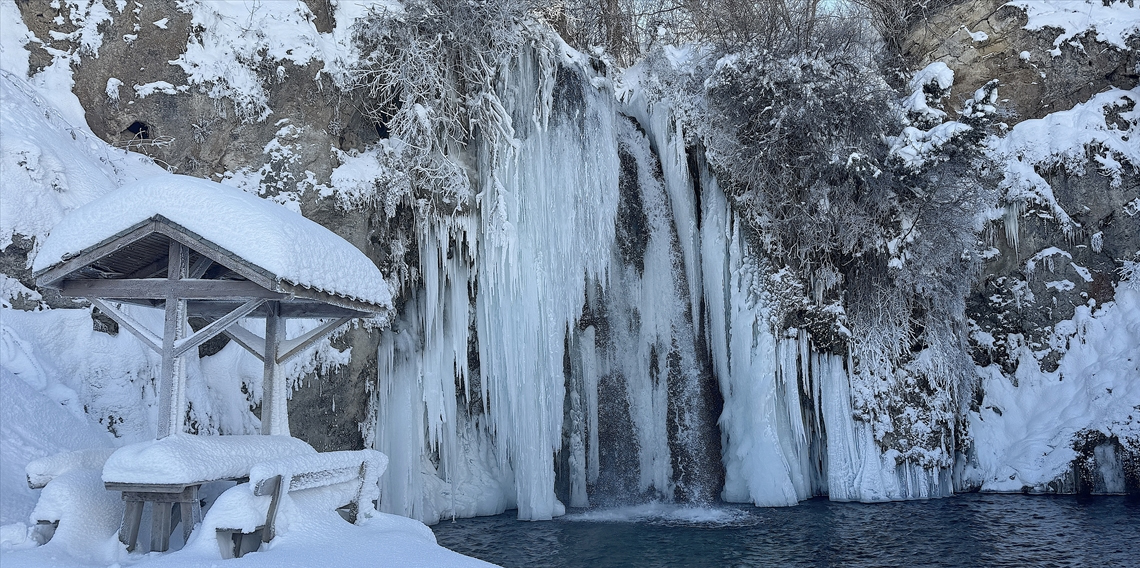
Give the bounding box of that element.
[348,0,538,220]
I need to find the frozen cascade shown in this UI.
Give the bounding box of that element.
[698,158,810,506]
[694,152,955,506]
[474,45,621,520]
[372,47,957,524]
[575,117,721,505]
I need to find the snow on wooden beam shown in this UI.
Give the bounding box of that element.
[276,317,352,364]
[158,241,190,439]
[261,302,287,436]
[222,323,266,362]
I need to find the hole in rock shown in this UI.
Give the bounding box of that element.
[126,121,151,140]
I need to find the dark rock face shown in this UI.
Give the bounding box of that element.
[969,169,1140,374]
[902,0,1138,124]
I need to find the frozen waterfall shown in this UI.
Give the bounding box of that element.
[370,44,955,524]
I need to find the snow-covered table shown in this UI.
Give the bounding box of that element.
[101,435,316,552]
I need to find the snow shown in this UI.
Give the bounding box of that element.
[26,469,124,559]
[990,87,1140,229]
[104,77,122,101]
[170,0,398,121]
[33,173,394,309]
[102,434,316,485]
[1009,0,1140,51]
[133,80,180,97]
[0,1,34,77]
[0,71,162,251]
[249,449,386,502]
[964,27,989,42]
[25,448,116,489]
[0,368,114,526]
[903,62,954,123]
[889,122,972,169]
[966,285,1140,492]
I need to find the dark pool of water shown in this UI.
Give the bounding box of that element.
[432,494,1140,567]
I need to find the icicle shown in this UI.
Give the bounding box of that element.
[1004,200,1023,256]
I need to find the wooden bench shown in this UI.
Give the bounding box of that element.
[218,449,386,558]
[99,434,318,553]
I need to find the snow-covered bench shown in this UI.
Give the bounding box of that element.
[217,449,387,558]
[26,448,117,490]
[24,448,118,542]
[101,434,316,552]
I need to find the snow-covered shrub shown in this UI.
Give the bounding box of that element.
[348,0,537,220]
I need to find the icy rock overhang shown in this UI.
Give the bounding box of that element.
[32,173,392,314]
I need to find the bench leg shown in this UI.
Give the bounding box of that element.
[151,502,172,552]
[120,500,144,551]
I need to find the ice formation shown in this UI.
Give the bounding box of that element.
[367,39,985,522]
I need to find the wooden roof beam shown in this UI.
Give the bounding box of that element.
[173,298,266,358]
[61,279,287,300]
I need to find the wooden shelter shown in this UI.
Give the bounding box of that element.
[33,175,391,439]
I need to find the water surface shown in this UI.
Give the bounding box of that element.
[432,494,1140,567]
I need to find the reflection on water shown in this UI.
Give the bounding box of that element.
[433,494,1140,567]
[563,503,755,526]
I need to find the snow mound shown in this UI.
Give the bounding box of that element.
[32,174,393,309]
[968,285,1140,491]
[102,434,316,485]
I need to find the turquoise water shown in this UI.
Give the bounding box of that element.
[433,494,1140,567]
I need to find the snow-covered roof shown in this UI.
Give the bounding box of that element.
[33,174,392,310]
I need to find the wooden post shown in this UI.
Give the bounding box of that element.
[157,241,189,439]
[260,302,288,435]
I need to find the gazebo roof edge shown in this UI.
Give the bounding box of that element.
[35,214,388,315]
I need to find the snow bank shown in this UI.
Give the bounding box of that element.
[0,71,161,252]
[0,369,113,526]
[967,285,1140,491]
[102,434,316,485]
[33,173,393,309]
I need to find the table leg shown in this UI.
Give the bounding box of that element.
[151,501,172,552]
[180,488,198,543]
[120,500,144,551]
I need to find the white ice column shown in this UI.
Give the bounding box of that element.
[476,46,619,520]
[699,165,801,507]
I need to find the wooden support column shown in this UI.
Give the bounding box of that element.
[260,301,288,435]
[157,241,189,439]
